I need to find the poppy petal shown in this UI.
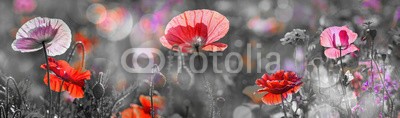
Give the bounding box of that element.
[324,44,359,59]
[320,27,335,48]
[66,83,84,98]
[120,104,151,118]
[139,95,165,111]
[342,44,359,55]
[262,93,287,105]
[201,42,228,52]
[201,10,229,44]
[341,26,358,44]
[11,37,42,52]
[43,74,68,92]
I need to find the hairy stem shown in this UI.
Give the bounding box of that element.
[281,94,287,118]
[42,42,52,117]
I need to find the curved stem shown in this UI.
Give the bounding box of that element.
[372,60,394,117]
[150,65,160,118]
[42,42,52,117]
[0,105,5,118]
[58,42,86,116]
[12,110,21,118]
[280,94,287,118]
[6,77,22,109]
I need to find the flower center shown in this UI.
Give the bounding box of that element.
[192,37,203,52]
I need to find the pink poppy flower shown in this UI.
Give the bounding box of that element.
[320,26,359,59]
[159,9,229,53]
[11,17,72,56]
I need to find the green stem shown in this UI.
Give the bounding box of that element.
[42,42,52,117]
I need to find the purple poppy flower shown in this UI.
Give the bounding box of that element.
[11,17,72,56]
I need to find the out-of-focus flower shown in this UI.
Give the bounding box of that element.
[280,29,308,45]
[392,7,400,27]
[320,26,359,59]
[14,0,36,14]
[255,70,303,105]
[40,57,91,98]
[92,6,133,41]
[159,9,230,53]
[362,0,381,12]
[11,17,72,56]
[74,32,98,54]
[120,95,165,118]
[247,16,284,35]
[351,102,364,113]
[395,7,400,21]
[359,60,399,103]
[351,72,363,97]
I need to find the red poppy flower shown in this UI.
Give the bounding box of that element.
[159,9,229,53]
[40,57,91,98]
[255,70,303,105]
[320,26,359,59]
[74,32,98,54]
[120,95,165,118]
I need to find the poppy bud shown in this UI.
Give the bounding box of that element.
[382,54,387,61]
[216,97,225,107]
[369,29,377,39]
[313,59,321,66]
[306,65,314,72]
[152,72,166,88]
[92,82,105,99]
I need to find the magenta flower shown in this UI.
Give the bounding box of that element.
[362,0,381,12]
[394,7,400,21]
[14,0,37,14]
[11,17,72,56]
[320,26,359,59]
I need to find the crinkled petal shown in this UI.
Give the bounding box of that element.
[262,93,287,105]
[139,95,165,112]
[66,83,84,98]
[120,104,151,118]
[11,38,42,52]
[324,44,359,59]
[201,42,228,52]
[43,73,69,92]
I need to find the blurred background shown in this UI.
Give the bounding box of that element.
[1,0,400,117]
